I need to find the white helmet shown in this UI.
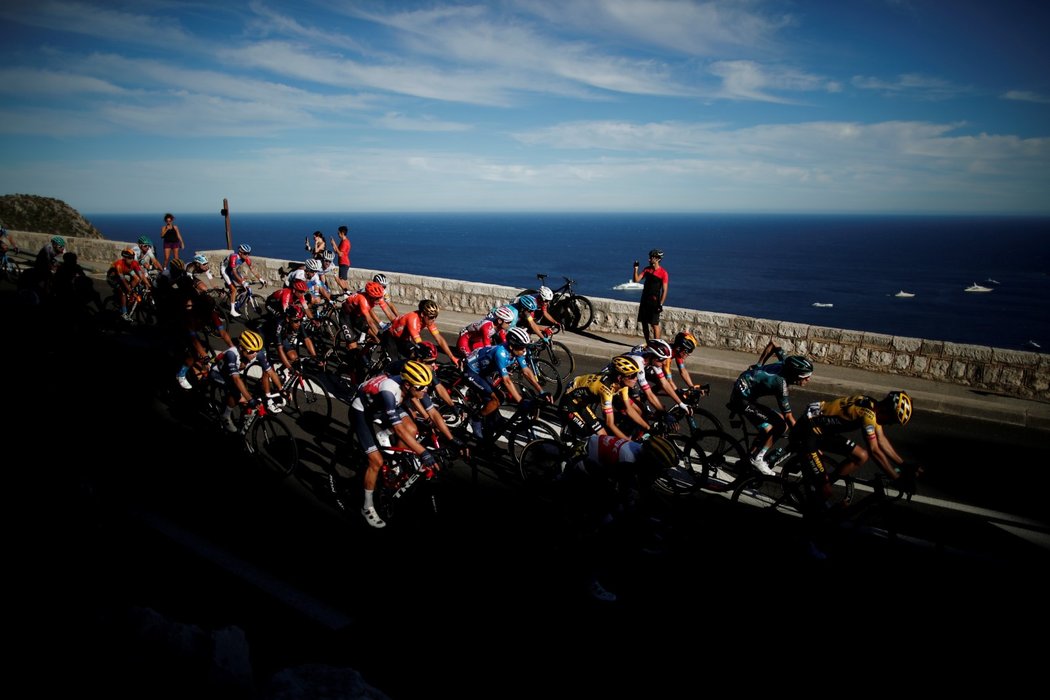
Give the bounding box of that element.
[646,339,672,360]
[538,286,553,302]
[493,305,515,323]
[506,327,530,348]
[305,258,322,272]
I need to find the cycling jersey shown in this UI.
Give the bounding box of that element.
[562,373,631,418]
[389,311,438,344]
[585,434,644,466]
[349,374,434,455]
[804,395,883,439]
[106,258,144,286]
[134,246,160,271]
[222,252,254,285]
[464,344,526,380]
[457,316,505,355]
[731,361,793,415]
[209,345,273,398]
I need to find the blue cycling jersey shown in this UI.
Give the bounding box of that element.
[465,344,526,379]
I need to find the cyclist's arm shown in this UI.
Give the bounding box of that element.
[426,404,456,442]
[623,395,651,433]
[230,373,253,404]
[392,416,429,457]
[427,326,458,363]
[519,362,545,395]
[869,424,904,478]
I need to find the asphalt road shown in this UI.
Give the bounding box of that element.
[6,281,1048,698]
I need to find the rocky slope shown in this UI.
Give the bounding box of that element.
[0,193,105,239]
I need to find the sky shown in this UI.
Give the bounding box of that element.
[1,0,1049,215]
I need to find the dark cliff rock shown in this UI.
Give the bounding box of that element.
[0,193,105,239]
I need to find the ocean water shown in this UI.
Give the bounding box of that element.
[86,211,1050,351]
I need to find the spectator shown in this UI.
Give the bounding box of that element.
[632,248,668,343]
[305,230,326,261]
[330,225,352,292]
[160,213,185,267]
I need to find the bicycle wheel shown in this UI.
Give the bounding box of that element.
[505,418,561,467]
[529,358,564,402]
[249,415,299,477]
[207,288,231,323]
[684,429,749,489]
[689,406,724,435]
[133,297,158,326]
[552,295,594,332]
[288,371,335,426]
[518,438,567,495]
[731,474,805,518]
[543,340,575,380]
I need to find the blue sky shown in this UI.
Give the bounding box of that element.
[1,0,1048,214]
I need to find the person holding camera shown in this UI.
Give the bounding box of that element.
[632,248,668,343]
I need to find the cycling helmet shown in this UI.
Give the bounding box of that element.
[612,355,642,377]
[649,248,664,259]
[642,436,678,473]
[238,243,251,254]
[291,279,309,293]
[305,258,322,272]
[193,254,208,265]
[412,341,439,362]
[673,331,698,353]
[885,391,913,426]
[372,273,388,286]
[783,355,814,380]
[418,299,439,318]
[121,247,135,259]
[400,360,434,389]
[238,330,264,353]
[493,305,516,323]
[285,305,305,321]
[51,236,66,247]
[322,250,335,262]
[538,286,553,302]
[516,294,538,312]
[170,258,185,272]
[506,327,531,348]
[645,338,673,360]
[364,281,384,299]
[137,235,152,246]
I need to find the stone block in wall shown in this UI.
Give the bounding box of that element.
[840,329,866,346]
[854,347,869,365]
[810,326,843,342]
[861,332,893,349]
[870,350,895,368]
[920,339,945,355]
[999,366,1025,389]
[949,360,972,381]
[892,336,922,352]
[776,321,808,340]
[893,353,912,371]
[943,342,992,361]
[912,355,929,374]
[991,348,1039,365]
[974,363,1002,385]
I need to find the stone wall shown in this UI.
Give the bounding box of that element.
[13,230,1049,401]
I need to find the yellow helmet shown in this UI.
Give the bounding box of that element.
[238,330,264,353]
[643,435,678,472]
[612,355,642,377]
[400,360,434,388]
[886,391,913,426]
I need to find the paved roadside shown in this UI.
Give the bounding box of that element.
[433,310,1050,432]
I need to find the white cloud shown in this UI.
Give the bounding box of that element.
[1002,90,1050,104]
[709,60,836,102]
[851,73,966,100]
[373,112,473,132]
[0,68,126,96]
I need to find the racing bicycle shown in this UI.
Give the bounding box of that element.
[521,273,594,332]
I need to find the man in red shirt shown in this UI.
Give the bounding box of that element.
[329,225,352,292]
[632,248,669,343]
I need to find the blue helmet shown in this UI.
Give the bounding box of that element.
[516,294,538,312]
[238,243,251,254]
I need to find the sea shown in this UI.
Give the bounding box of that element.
[85,211,1050,352]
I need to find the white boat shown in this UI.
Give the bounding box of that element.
[894,290,915,298]
[1026,340,1041,350]
[811,302,833,308]
[965,282,993,293]
[612,280,644,291]
[985,278,1001,285]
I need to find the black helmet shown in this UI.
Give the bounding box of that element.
[648,249,664,259]
[783,355,813,381]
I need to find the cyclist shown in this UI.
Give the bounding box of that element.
[560,355,650,441]
[790,391,915,491]
[666,331,705,392]
[266,279,313,319]
[619,339,693,418]
[337,280,394,349]
[385,341,461,429]
[370,273,399,317]
[184,254,213,294]
[385,299,458,363]
[510,293,556,339]
[106,247,152,322]
[0,226,18,276]
[175,291,233,389]
[286,258,333,306]
[269,305,320,371]
[460,327,548,452]
[456,304,515,357]
[350,360,454,529]
[133,236,164,278]
[209,329,284,430]
[560,434,680,601]
[728,345,813,475]
[222,243,265,318]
